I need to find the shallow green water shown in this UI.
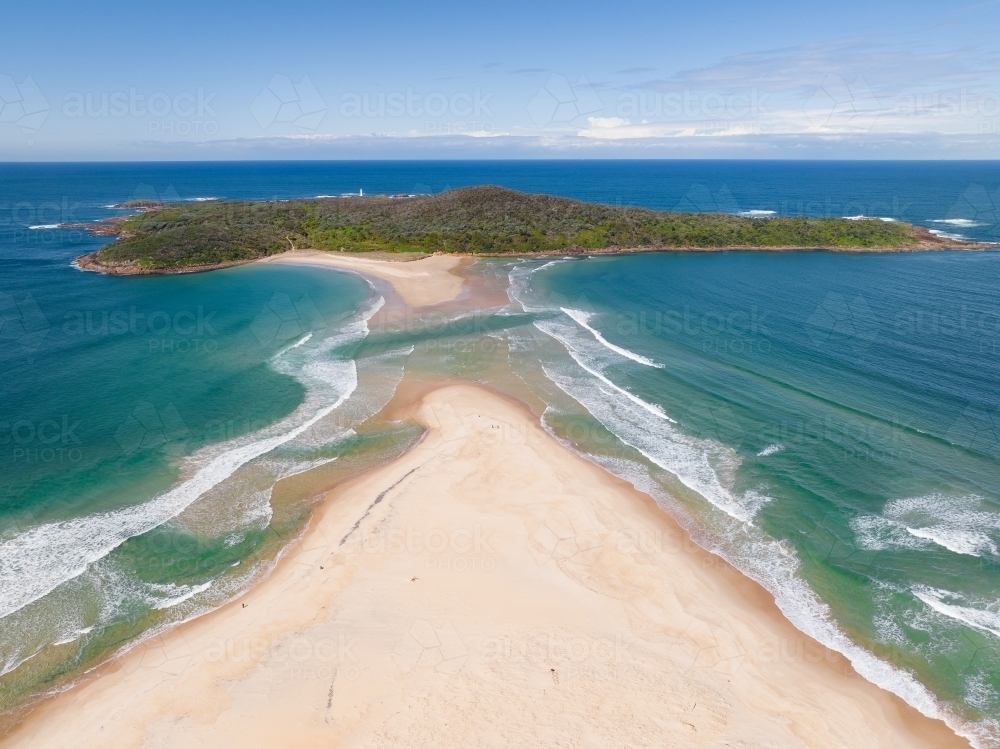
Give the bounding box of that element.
[0,262,404,709]
[508,251,1000,746]
[3,161,1000,746]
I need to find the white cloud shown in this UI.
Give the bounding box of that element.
[577,116,694,139]
[601,36,1000,140]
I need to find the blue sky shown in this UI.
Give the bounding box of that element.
[3,0,1000,159]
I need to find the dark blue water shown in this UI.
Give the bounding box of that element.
[4,160,1000,246]
[2,161,1000,744]
[520,251,1000,739]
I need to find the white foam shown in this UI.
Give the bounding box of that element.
[505,259,571,310]
[906,527,991,557]
[932,219,983,227]
[148,581,213,610]
[276,332,312,356]
[511,263,777,524]
[0,647,43,677]
[852,495,1000,557]
[186,197,218,202]
[29,224,61,230]
[851,515,926,552]
[534,259,566,272]
[52,626,94,647]
[913,586,1000,639]
[0,293,403,675]
[533,313,766,523]
[227,487,274,535]
[275,456,338,480]
[543,405,973,740]
[762,571,957,742]
[561,308,665,369]
[892,494,998,557]
[756,443,784,457]
[965,674,1000,712]
[505,260,984,748]
[0,296,385,622]
[928,228,966,241]
[545,401,965,736]
[844,215,897,222]
[738,210,776,217]
[540,322,673,421]
[0,390,352,621]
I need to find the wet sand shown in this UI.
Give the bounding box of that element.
[2,382,968,748]
[1,254,972,748]
[260,251,468,307]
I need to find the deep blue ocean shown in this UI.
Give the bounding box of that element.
[1,161,999,745]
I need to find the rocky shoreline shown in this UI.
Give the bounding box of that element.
[71,193,994,276]
[76,236,993,277]
[74,252,257,276]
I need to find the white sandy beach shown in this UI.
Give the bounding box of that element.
[260,251,467,307]
[2,379,968,748]
[0,255,972,749]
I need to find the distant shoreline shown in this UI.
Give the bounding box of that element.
[75,252,257,276]
[76,236,993,277]
[73,186,994,276]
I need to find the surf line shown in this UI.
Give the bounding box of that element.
[561,307,665,369]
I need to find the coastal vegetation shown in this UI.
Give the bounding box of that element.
[81,186,941,273]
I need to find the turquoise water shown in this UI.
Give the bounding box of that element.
[505,250,1000,745]
[0,261,400,704]
[3,264,368,520]
[2,161,1000,744]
